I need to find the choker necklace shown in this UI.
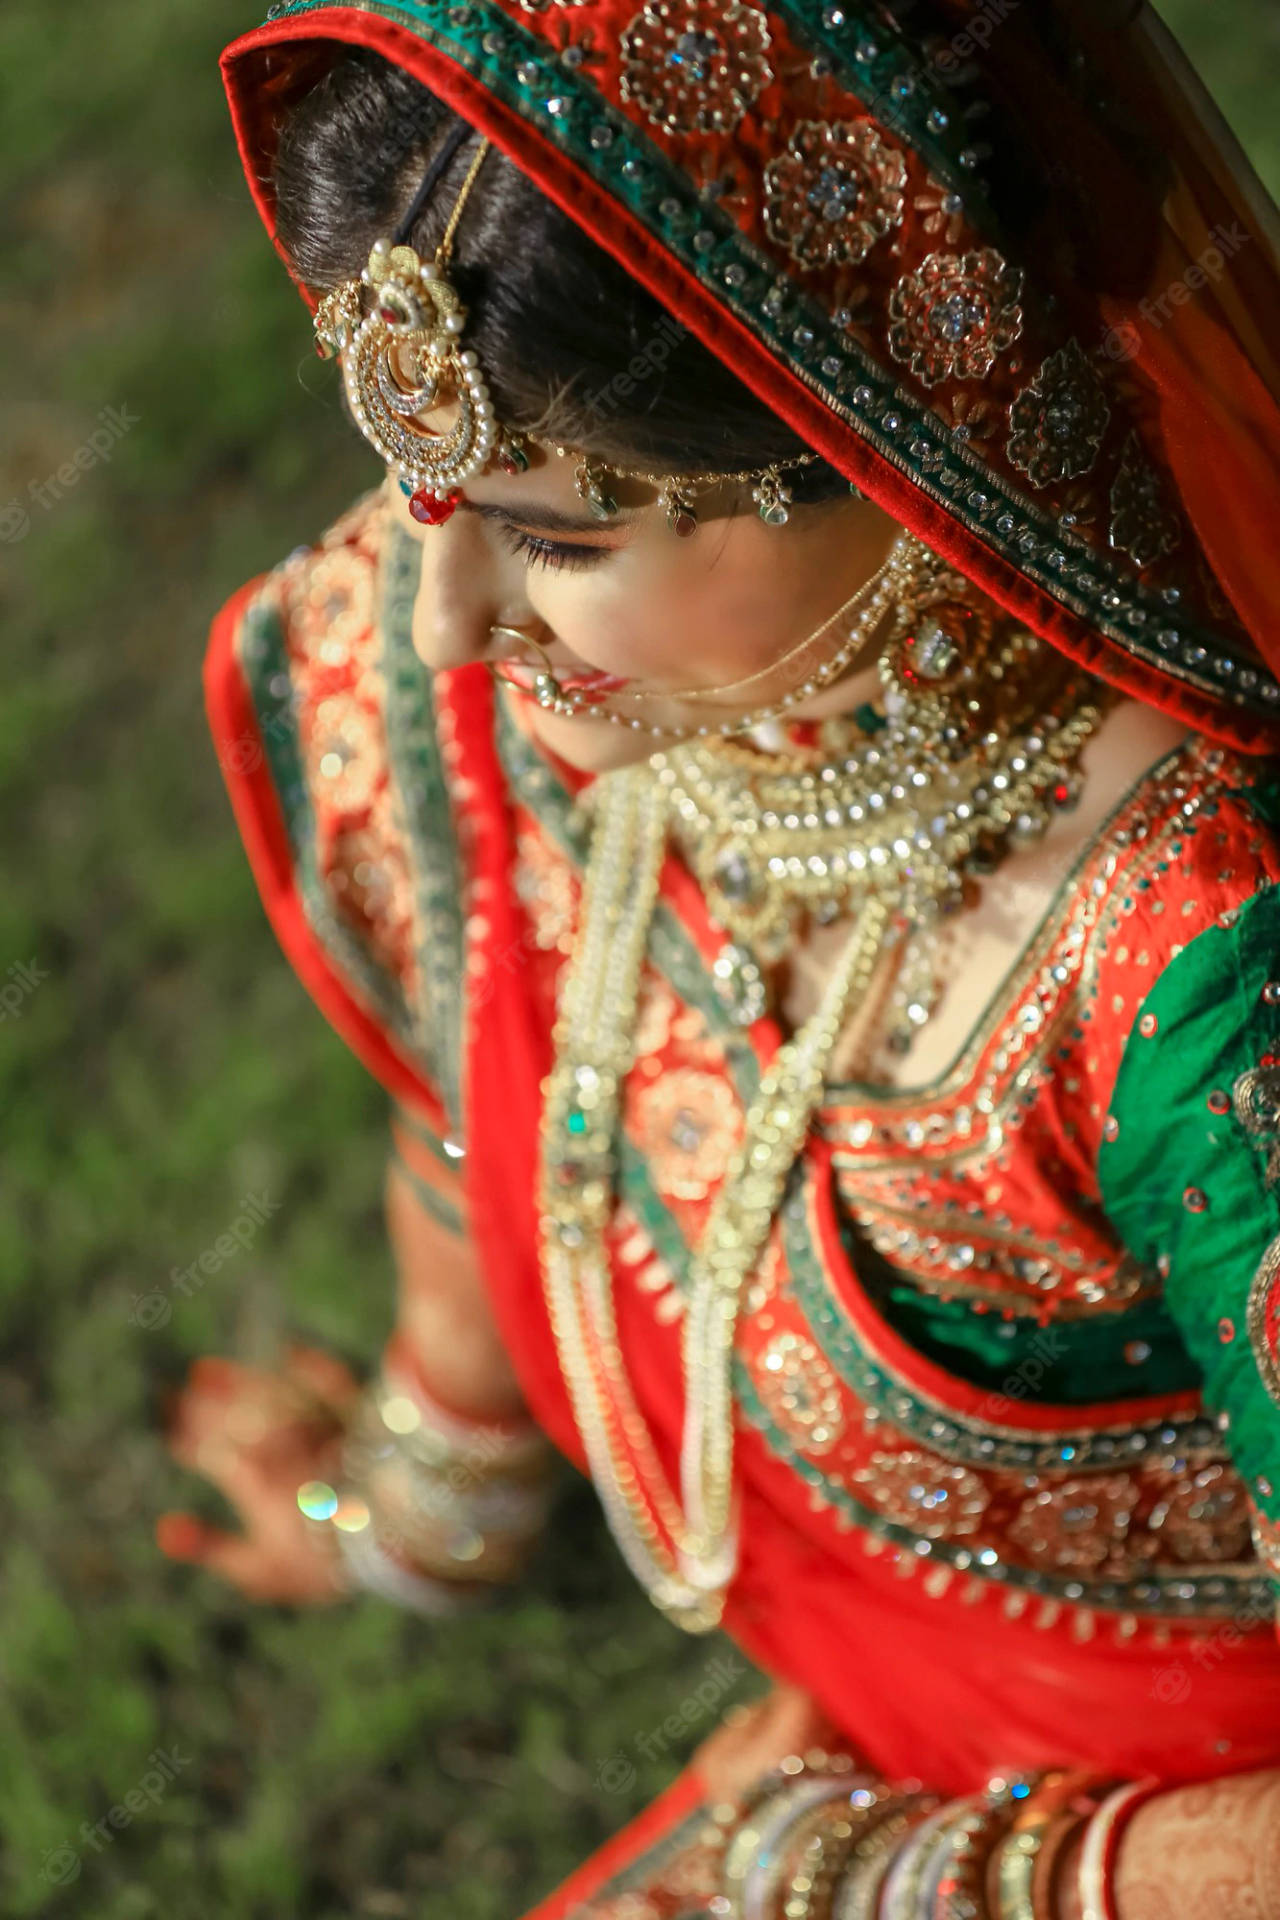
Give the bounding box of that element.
[654,595,1107,1055]
[536,580,1111,1632]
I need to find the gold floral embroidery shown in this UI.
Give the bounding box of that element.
[763,119,907,270]
[513,815,578,954]
[1007,1475,1155,1576]
[311,691,380,813]
[887,248,1024,386]
[851,1449,989,1538]
[619,0,773,136]
[631,1066,743,1203]
[1148,1465,1252,1564]
[755,1332,845,1454]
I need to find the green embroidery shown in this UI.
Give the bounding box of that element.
[379,520,467,1133]
[392,1099,461,1166]
[236,585,419,1049]
[604,1141,1255,1614]
[779,1174,1220,1473]
[732,1362,1267,1619]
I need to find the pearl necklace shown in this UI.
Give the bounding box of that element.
[535,588,1110,1632]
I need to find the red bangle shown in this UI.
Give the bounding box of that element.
[1076,1777,1163,1920]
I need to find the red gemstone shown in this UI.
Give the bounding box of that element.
[408,487,462,526]
[378,304,402,324]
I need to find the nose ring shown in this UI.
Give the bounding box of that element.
[489,622,550,664]
[488,623,569,709]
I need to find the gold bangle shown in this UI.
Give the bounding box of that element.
[991,1772,1120,1920]
[879,1798,967,1920]
[719,1753,876,1920]
[780,1788,907,1920]
[832,1795,945,1920]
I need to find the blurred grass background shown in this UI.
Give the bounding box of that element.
[1,3,1276,1915]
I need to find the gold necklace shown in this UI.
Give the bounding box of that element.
[536,580,1110,1631]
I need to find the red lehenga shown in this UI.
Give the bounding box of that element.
[206,482,1280,1911]
[207,0,1280,1908]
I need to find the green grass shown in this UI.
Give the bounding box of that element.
[1,2,1275,1913]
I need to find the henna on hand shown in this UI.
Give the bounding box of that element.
[1051,1768,1280,1920]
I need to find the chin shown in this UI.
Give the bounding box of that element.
[517,698,656,776]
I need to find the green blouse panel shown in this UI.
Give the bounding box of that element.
[1098,879,1280,1595]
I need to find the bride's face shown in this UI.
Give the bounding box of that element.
[387,434,903,774]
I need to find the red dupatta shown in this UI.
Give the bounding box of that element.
[220,0,1280,748]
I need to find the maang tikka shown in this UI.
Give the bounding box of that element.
[312,125,826,533]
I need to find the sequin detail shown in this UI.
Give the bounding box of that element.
[619,0,772,136]
[1007,1476,1147,1576]
[1006,339,1111,489]
[755,1332,846,1454]
[1148,1465,1252,1564]
[851,1449,989,1539]
[887,248,1024,386]
[763,119,907,270]
[1109,429,1181,568]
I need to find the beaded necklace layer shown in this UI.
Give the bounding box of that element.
[536,554,1111,1631]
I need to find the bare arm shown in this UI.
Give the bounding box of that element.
[383,1104,526,1421]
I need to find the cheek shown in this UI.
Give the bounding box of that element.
[527,543,800,683]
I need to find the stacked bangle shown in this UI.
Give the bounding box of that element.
[832,1794,944,1920]
[711,1755,1166,1920]
[992,1771,1120,1920]
[297,1352,554,1610]
[720,1752,876,1920]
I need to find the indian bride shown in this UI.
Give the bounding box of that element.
[160,1,1280,1912]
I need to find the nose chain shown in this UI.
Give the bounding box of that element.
[492,531,924,740]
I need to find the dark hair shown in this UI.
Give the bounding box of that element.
[272,47,850,505]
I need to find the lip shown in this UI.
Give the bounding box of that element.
[494,658,632,700]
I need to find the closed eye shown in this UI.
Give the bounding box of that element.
[496,524,612,572]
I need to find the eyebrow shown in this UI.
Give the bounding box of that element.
[458,497,640,535]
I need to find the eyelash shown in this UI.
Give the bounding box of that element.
[497,525,610,573]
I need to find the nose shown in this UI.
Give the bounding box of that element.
[410,504,533,673]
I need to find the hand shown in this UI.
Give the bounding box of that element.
[689,1684,841,1802]
[157,1343,364,1604]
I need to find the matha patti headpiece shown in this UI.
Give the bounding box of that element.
[312,128,827,534]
